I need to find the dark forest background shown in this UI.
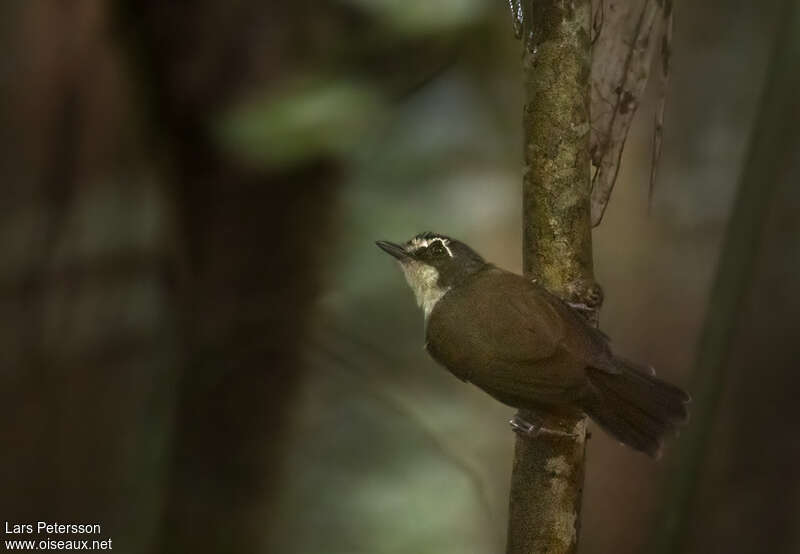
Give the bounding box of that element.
[1,1,799,553]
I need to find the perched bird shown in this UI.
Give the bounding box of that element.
[376,232,690,458]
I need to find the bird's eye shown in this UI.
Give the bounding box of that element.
[429,242,446,257]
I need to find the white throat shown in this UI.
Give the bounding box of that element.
[399,261,450,319]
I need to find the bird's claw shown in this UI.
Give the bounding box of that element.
[509,414,578,438]
[510,414,541,436]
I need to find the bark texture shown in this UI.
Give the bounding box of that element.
[507,1,598,553]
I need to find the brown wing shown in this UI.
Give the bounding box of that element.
[530,282,617,373]
[426,268,613,407]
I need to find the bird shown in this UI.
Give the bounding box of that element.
[376,231,690,458]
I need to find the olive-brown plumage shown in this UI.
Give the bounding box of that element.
[377,232,690,457]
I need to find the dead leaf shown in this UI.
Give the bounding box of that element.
[590,0,672,226]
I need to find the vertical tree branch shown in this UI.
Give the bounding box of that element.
[507,1,597,553]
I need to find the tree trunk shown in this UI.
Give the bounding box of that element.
[506,1,598,553]
[0,2,341,553]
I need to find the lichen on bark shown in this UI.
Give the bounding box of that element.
[521,0,596,304]
[507,1,598,553]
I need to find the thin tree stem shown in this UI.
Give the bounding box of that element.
[507,1,596,553]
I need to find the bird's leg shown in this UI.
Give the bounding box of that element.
[509,413,580,438]
[508,0,540,55]
[507,0,523,39]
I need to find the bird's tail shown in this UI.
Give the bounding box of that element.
[580,358,690,458]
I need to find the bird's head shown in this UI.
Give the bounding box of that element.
[376,232,486,317]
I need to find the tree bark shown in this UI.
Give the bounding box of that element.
[506,1,598,553]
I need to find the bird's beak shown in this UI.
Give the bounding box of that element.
[376,240,410,261]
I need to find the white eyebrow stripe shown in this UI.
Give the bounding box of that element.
[440,240,453,257]
[406,237,453,257]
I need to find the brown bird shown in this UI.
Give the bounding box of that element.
[377,232,690,458]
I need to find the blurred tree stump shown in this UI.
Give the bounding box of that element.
[0,2,341,553]
[651,0,800,551]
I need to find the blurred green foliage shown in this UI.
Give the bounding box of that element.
[215,79,385,169]
[342,0,487,35]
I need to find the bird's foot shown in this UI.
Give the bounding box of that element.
[509,414,579,438]
[565,279,604,325]
[566,301,593,313]
[509,414,540,435]
[566,280,604,310]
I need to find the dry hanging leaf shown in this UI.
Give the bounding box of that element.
[589,0,673,226]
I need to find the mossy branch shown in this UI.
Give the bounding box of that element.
[507,1,597,553]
